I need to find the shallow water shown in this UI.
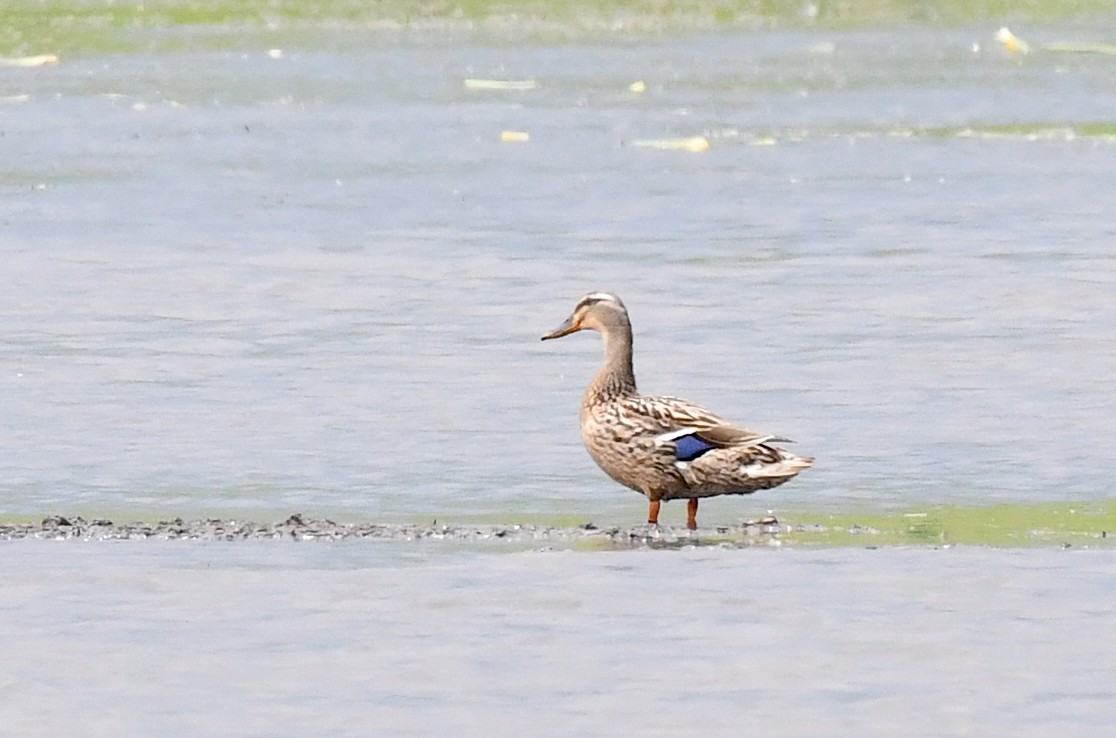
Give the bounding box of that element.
[4,17,1116,736]
[5,24,1116,526]
[2,543,1115,737]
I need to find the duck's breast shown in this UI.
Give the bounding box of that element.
[579,403,684,496]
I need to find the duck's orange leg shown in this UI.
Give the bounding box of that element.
[686,498,698,530]
[647,499,661,525]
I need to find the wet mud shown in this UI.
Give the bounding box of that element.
[0,513,789,548]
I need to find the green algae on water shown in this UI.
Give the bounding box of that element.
[7,502,1110,549]
[780,501,1116,547]
[3,0,1116,54]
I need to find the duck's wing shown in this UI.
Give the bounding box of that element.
[625,395,792,455]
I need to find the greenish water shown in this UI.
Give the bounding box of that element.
[431,501,1116,548]
[4,501,1112,548]
[4,0,1115,54]
[784,501,1116,547]
[510,501,1116,548]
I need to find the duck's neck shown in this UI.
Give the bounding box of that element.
[584,317,637,406]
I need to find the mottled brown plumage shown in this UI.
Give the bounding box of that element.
[542,292,812,529]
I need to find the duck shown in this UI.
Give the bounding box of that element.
[541,292,812,530]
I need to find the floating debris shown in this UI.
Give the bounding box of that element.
[993,27,1116,56]
[628,80,647,93]
[464,78,537,91]
[629,135,710,152]
[996,27,1030,55]
[500,130,530,143]
[1041,41,1116,55]
[0,54,59,68]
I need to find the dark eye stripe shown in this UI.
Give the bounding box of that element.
[576,296,603,311]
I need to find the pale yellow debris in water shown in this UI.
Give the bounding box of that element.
[464,79,537,91]
[500,131,530,143]
[267,49,284,59]
[630,136,710,152]
[751,137,778,146]
[996,27,1030,55]
[0,54,59,68]
[628,80,647,93]
[1041,41,1116,55]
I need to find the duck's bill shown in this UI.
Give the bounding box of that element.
[541,316,580,340]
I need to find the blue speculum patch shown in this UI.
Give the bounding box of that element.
[673,434,717,462]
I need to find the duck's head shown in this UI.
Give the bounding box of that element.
[541,292,629,340]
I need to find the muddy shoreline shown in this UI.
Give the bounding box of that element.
[0,513,793,547]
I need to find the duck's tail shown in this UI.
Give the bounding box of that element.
[742,449,813,480]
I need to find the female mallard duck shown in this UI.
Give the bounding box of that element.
[542,292,812,530]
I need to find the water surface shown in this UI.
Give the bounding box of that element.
[3,543,1115,737]
[5,25,1116,526]
[4,16,1116,737]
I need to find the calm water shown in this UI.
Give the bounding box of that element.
[4,24,1115,524]
[3,22,1116,735]
[3,543,1115,737]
